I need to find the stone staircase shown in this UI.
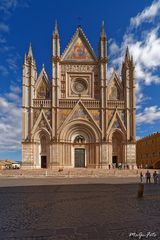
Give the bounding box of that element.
[0,168,154,178]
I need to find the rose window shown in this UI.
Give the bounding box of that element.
[72,78,88,94]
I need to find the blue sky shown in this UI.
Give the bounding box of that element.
[0,0,160,161]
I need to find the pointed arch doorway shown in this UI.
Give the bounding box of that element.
[40,135,48,168]
[74,135,86,168]
[112,131,125,167]
[38,131,50,168]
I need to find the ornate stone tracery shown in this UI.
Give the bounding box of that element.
[61,64,97,73]
[22,23,136,169]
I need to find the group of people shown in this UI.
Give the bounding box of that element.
[140,170,160,184]
[108,164,130,169]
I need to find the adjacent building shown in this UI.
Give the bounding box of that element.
[22,22,136,169]
[136,132,160,169]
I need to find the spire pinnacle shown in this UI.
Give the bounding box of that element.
[101,20,104,30]
[27,42,33,58]
[53,20,59,38]
[101,20,106,38]
[125,46,130,60]
[54,20,58,33]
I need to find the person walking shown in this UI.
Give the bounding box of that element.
[158,171,160,184]
[140,171,143,183]
[145,170,151,183]
[153,171,158,184]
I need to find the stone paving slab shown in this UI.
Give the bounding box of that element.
[0,176,140,187]
[0,183,160,240]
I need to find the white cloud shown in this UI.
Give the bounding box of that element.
[137,106,160,125]
[109,40,119,55]
[130,0,160,28]
[0,0,18,12]
[10,85,21,94]
[136,136,141,140]
[5,92,21,103]
[6,54,20,72]
[126,27,160,86]
[0,0,27,18]
[109,0,160,117]
[112,27,160,85]
[0,36,6,43]
[0,65,9,76]
[0,45,14,53]
[0,1,29,154]
[0,22,9,32]
[0,92,21,152]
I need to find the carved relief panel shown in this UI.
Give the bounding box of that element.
[58,109,72,128]
[108,85,120,100]
[33,109,41,124]
[108,110,114,126]
[44,109,52,124]
[70,107,90,121]
[68,74,91,98]
[33,109,51,125]
[89,110,100,126]
[36,77,50,99]
[60,64,98,99]
[118,110,125,124]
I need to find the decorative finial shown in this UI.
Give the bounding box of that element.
[54,20,58,33]
[102,20,104,29]
[101,20,106,38]
[27,42,33,58]
[53,20,59,37]
[125,46,130,60]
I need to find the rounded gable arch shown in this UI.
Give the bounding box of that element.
[58,119,101,142]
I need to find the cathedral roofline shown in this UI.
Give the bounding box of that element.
[61,26,97,62]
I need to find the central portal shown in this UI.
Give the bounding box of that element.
[75,148,85,168]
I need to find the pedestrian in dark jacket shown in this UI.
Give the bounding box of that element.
[153,171,158,184]
[145,170,151,183]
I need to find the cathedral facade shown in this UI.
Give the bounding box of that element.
[22,22,136,169]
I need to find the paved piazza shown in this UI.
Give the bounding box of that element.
[0,178,160,240]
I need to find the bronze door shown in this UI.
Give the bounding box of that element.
[75,148,85,168]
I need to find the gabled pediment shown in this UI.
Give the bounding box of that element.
[108,70,123,100]
[108,70,123,89]
[35,66,51,99]
[58,100,101,133]
[35,66,50,89]
[31,110,52,135]
[61,27,97,62]
[107,109,126,135]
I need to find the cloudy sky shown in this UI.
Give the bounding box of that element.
[0,0,160,161]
